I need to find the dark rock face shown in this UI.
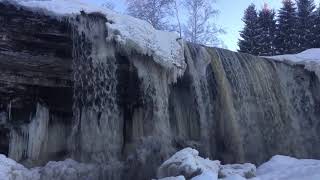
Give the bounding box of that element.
[0,2,319,180]
[0,3,73,166]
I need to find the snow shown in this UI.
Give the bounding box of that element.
[158,176,186,180]
[254,155,320,180]
[157,148,220,179]
[219,163,256,178]
[222,174,246,180]
[191,172,218,180]
[157,148,255,180]
[4,0,186,75]
[157,148,320,180]
[267,48,320,78]
[1,149,320,180]
[0,154,98,180]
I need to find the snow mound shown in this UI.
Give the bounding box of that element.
[157,148,256,180]
[0,154,98,180]
[157,148,220,179]
[4,0,186,75]
[268,49,320,78]
[255,155,320,180]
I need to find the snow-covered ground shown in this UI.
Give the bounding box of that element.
[267,49,320,78]
[157,148,320,180]
[2,0,186,75]
[0,154,99,180]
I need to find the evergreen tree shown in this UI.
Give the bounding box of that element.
[257,4,277,56]
[277,0,299,54]
[238,4,260,55]
[313,4,320,47]
[296,0,316,51]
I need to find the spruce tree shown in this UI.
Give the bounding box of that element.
[238,4,260,55]
[277,0,299,54]
[313,4,320,47]
[257,4,277,56]
[296,0,316,51]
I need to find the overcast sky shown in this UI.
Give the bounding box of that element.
[90,0,320,51]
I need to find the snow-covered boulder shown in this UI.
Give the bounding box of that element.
[219,163,256,179]
[255,155,320,180]
[157,148,220,179]
[0,154,99,180]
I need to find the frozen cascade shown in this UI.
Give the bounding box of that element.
[0,1,319,180]
[70,13,123,163]
[8,103,50,166]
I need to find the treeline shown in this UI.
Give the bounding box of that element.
[238,0,320,56]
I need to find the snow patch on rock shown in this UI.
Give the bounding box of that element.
[3,0,186,77]
[157,148,320,180]
[255,155,320,180]
[267,48,320,79]
[157,148,254,180]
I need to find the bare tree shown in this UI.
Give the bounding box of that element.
[103,0,115,10]
[126,0,174,30]
[183,0,224,46]
[174,0,182,38]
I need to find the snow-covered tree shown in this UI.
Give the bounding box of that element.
[313,4,320,47]
[183,0,223,46]
[276,0,299,54]
[126,0,174,30]
[296,0,316,51]
[256,4,277,56]
[238,4,260,55]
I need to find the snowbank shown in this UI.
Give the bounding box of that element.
[157,148,320,180]
[267,49,320,78]
[3,0,186,75]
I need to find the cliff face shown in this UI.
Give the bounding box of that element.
[0,2,319,180]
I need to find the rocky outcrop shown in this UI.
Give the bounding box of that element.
[0,2,319,180]
[0,3,73,167]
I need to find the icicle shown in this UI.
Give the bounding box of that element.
[8,100,11,121]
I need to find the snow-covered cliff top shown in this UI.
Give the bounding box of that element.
[267,49,320,78]
[3,0,186,73]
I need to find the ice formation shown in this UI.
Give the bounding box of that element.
[4,0,186,77]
